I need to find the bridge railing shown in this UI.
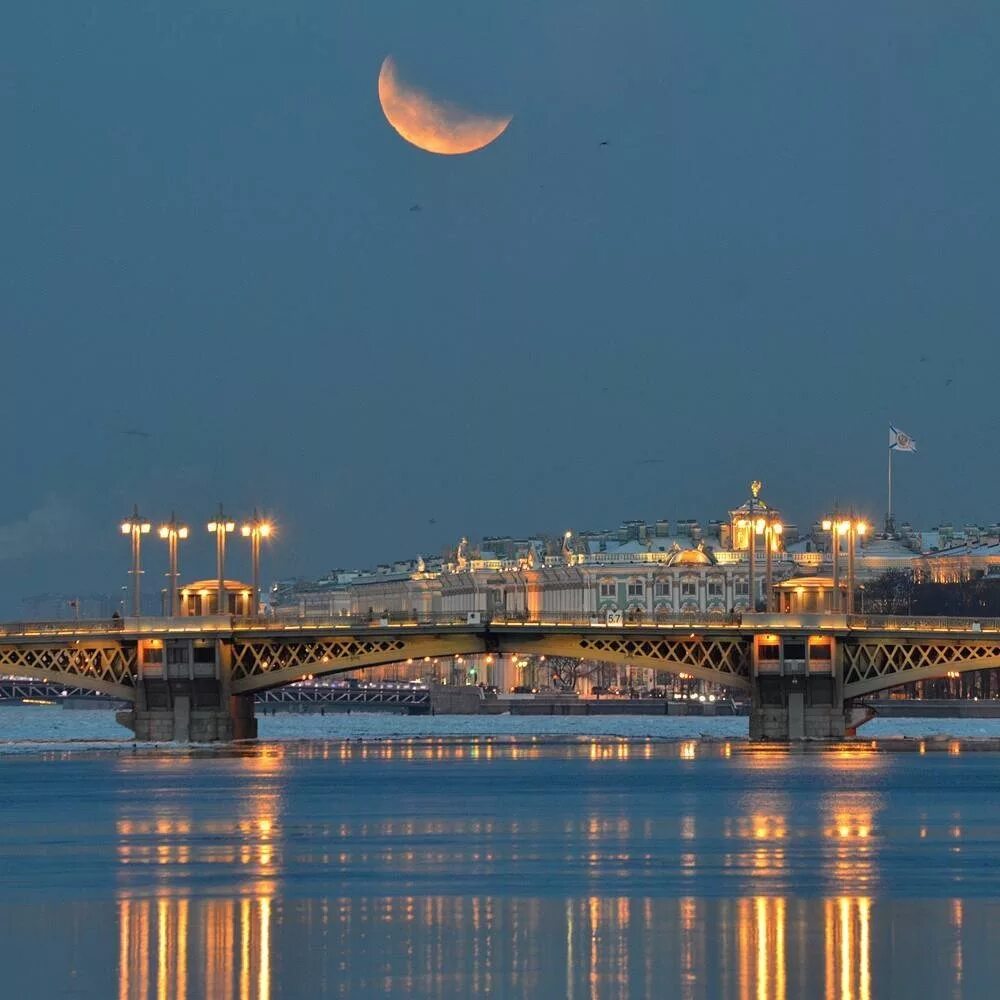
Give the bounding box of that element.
[0,618,125,638]
[486,610,743,627]
[244,610,744,630]
[4,612,1000,640]
[846,614,1000,633]
[236,612,485,630]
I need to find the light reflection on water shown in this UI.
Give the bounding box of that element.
[3,739,1000,998]
[107,893,995,1000]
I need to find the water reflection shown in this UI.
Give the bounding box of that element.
[84,742,1000,997]
[117,895,271,1000]
[111,893,989,999]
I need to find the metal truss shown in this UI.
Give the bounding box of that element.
[0,643,136,699]
[843,639,1000,698]
[0,679,125,702]
[576,635,752,687]
[256,684,429,708]
[231,637,409,683]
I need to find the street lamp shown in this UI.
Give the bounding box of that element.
[737,481,781,612]
[158,513,189,617]
[821,512,868,613]
[763,518,783,613]
[241,509,273,617]
[207,503,235,615]
[120,505,151,617]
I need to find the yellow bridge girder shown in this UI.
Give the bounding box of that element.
[3,618,1000,706]
[229,633,488,695]
[843,639,1000,700]
[0,642,136,701]
[489,630,753,691]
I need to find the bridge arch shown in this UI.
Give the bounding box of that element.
[229,633,487,694]
[0,642,135,701]
[843,638,1000,700]
[491,631,752,691]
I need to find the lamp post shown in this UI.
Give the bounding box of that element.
[158,513,189,617]
[241,509,273,617]
[822,512,868,613]
[763,518,784,613]
[845,513,868,614]
[739,482,762,613]
[739,481,782,612]
[207,503,235,615]
[120,506,151,617]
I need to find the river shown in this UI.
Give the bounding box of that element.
[1,706,999,998]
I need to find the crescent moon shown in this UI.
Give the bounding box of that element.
[378,56,511,156]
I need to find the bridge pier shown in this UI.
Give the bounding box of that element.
[117,637,257,742]
[748,676,847,739]
[747,628,847,740]
[119,683,257,741]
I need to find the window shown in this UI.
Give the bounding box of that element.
[167,645,189,665]
[192,644,216,665]
[627,581,644,597]
[809,642,832,662]
[599,582,616,598]
[735,579,749,597]
[681,581,697,598]
[654,580,671,597]
[141,646,163,665]
[707,580,723,597]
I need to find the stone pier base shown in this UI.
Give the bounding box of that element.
[429,685,484,714]
[750,699,847,740]
[117,680,256,741]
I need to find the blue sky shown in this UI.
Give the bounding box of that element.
[1,2,998,612]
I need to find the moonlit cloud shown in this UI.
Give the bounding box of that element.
[0,496,78,562]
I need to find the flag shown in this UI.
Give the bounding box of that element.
[889,426,916,452]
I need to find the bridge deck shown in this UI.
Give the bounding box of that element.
[3,613,1000,707]
[3,612,1000,643]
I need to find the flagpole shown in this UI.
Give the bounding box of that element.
[887,445,893,535]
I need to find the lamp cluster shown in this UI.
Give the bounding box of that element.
[738,484,784,613]
[119,504,274,618]
[822,512,870,613]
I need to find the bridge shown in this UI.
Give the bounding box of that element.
[2,611,1000,739]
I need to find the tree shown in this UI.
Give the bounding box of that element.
[547,656,586,691]
[546,657,619,692]
[862,570,915,615]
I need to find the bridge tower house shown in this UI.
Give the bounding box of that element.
[119,579,258,741]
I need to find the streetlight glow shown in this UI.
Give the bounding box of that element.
[207,504,235,615]
[241,509,274,618]
[159,513,189,617]
[120,506,152,616]
[822,510,869,613]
